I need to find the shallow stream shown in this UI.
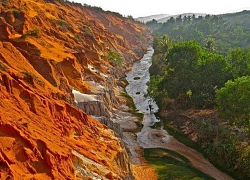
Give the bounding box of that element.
[125,47,169,146]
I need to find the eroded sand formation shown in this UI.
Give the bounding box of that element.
[0,0,152,179]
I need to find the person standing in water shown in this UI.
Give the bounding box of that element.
[148,99,152,113]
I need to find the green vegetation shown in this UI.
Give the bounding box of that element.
[147,11,250,179]
[21,71,44,86]
[146,11,250,179]
[216,76,250,133]
[148,35,250,179]
[54,19,69,27]
[21,29,39,38]
[147,75,168,109]
[192,119,250,179]
[73,33,81,41]
[149,36,229,109]
[106,50,123,66]
[147,11,250,55]
[127,15,134,20]
[228,48,250,79]
[54,19,69,31]
[12,8,21,14]
[0,62,8,71]
[120,92,143,120]
[82,27,92,36]
[164,122,200,151]
[144,148,214,180]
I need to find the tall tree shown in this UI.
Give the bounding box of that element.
[228,48,250,79]
[216,76,250,132]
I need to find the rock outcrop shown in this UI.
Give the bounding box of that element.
[0,0,152,179]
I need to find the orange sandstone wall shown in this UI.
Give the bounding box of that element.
[0,0,152,179]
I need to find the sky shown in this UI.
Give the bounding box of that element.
[75,0,250,18]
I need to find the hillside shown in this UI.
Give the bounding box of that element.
[0,0,152,179]
[219,10,250,31]
[147,10,250,54]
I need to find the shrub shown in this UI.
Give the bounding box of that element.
[53,19,70,32]
[216,76,250,131]
[21,29,39,38]
[0,62,8,71]
[106,50,122,66]
[54,19,69,28]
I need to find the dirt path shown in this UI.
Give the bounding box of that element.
[137,127,234,180]
[167,137,234,180]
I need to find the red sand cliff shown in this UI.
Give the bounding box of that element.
[0,0,152,179]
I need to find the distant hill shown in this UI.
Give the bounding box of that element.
[157,13,207,23]
[136,14,170,22]
[148,10,250,55]
[136,13,207,23]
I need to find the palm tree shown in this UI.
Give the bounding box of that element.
[159,35,172,52]
[205,37,216,52]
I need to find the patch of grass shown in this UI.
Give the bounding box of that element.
[0,62,8,71]
[106,50,122,66]
[54,19,69,28]
[21,29,39,38]
[73,33,81,41]
[118,77,129,88]
[21,71,33,77]
[53,19,70,32]
[120,91,136,110]
[133,112,144,120]
[120,91,143,120]
[82,27,92,36]
[144,148,215,180]
[12,8,21,14]
[164,123,201,151]
[21,71,44,86]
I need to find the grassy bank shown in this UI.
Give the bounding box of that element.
[144,148,215,180]
[120,91,144,120]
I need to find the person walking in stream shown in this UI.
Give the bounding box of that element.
[147,99,153,113]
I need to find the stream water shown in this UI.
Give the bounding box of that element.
[125,47,169,146]
[125,47,158,117]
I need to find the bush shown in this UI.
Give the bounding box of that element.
[0,62,8,71]
[216,76,250,130]
[106,50,122,66]
[193,119,250,179]
[53,19,70,31]
[21,29,39,38]
[54,19,69,28]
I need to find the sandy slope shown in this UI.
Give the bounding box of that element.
[0,0,152,179]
